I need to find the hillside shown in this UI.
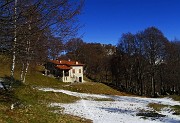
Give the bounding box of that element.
[0,55,179,123]
[0,56,127,123]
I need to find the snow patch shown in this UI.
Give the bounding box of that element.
[38,87,180,123]
[0,78,4,88]
[38,87,110,99]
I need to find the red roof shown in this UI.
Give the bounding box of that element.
[56,65,71,70]
[50,60,84,66]
[49,59,84,70]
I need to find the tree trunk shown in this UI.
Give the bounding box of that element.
[22,39,30,83]
[11,0,17,79]
[151,72,156,97]
[23,61,29,83]
[20,63,24,81]
[22,20,31,83]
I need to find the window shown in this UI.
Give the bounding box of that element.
[79,69,81,73]
[65,71,69,76]
[72,69,75,73]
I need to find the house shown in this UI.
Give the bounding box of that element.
[45,60,84,82]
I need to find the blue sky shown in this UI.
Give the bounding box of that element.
[78,0,180,45]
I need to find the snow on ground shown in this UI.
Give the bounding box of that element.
[38,87,180,123]
[38,88,109,99]
[0,78,4,88]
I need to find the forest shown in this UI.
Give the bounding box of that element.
[63,28,180,97]
[1,0,180,97]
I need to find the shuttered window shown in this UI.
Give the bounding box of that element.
[73,69,75,73]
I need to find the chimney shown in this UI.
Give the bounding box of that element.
[75,61,78,64]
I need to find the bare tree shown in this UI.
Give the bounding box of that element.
[0,1,14,55]
[0,0,84,83]
[65,38,84,60]
[117,33,137,92]
[48,36,63,60]
[142,27,168,97]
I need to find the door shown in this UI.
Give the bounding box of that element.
[79,77,82,82]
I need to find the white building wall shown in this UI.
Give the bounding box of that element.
[71,66,84,82]
[62,66,84,83]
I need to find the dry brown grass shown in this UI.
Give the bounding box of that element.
[63,82,130,96]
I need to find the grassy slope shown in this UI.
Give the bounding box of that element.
[149,95,180,115]
[0,55,125,122]
[62,82,128,96]
[148,103,180,115]
[0,56,90,123]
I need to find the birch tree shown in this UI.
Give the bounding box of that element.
[18,0,83,83]
[0,0,84,83]
[10,0,17,79]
